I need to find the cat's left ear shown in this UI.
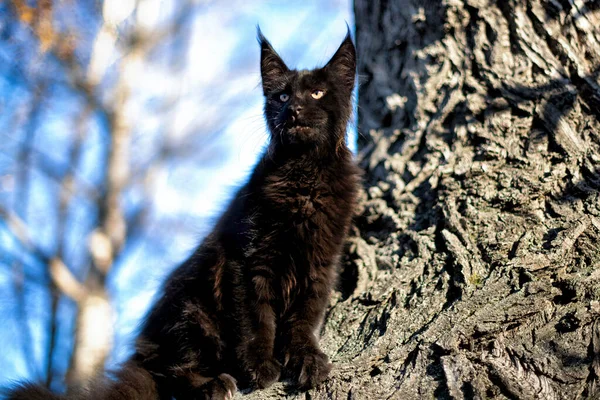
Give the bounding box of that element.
[257,26,289,94]
[324,28,356,92]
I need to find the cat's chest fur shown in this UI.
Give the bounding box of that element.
[262,160,340,227]
[252,158,354,309]
[255,156,357,271]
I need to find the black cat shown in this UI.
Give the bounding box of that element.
[7,27,360,400]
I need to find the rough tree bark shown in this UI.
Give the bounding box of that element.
[249,0,600,399]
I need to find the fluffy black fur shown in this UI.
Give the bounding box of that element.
[6,27,360,400]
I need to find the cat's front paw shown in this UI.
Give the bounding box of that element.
[250,358,281,389]
[286,348,332,390]
[193,373,237,400]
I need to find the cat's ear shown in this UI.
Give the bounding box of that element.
[257,26,289,94]
[324,28,356,92]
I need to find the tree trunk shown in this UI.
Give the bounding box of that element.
[249,0,600,399]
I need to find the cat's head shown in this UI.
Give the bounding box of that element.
[258,27,356,149]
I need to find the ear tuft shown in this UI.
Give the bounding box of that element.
[257,26,289,95]
[324,28,356,92]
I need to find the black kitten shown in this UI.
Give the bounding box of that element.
[7,27,360,400]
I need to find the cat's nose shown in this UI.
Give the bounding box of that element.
[290,104,303,116]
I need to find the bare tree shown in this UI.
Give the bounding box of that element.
[252,0,600,398]
[1,0,221,388]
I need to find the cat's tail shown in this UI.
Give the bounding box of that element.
[4,361,159,400]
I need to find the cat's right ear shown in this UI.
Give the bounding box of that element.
[257,26,289,95]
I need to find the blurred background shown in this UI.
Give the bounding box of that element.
[0,0,355,391]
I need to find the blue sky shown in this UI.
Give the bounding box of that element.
[0,0,355,389]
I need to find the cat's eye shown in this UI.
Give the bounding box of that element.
[311,89,325,99]
[279,93,290,102]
